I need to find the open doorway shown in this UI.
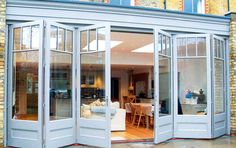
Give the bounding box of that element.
[111,77,120,102]
[110,30,155,141]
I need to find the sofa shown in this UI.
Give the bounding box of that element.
[110,102,126,131]
[81,99,126,131]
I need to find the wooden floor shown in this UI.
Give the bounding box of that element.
[111,120,154,141]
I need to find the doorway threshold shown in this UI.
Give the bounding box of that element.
[111,138,153,144]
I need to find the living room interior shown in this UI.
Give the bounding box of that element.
[80,30,171,141]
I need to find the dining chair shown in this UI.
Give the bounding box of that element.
[128,95,136,103]
[131,104,146,128]
[129,103,135,123]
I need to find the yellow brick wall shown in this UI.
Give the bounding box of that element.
[134,0,183,11]
[207,0,228,15]
[0,0,5,146]
[230,13,236,134]
[231,0,236,12]
[166,0,183,11]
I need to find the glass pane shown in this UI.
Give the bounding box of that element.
[214,59,224,114]
[80,52,106,119]
[221,41,224,59]
[12,51,39,120]
[177,38,186,56]
[193,0,199,12]
[197,37,206,56]
[187,37,196,56]
[89,29,97,51]
[217,39,221,58]
[219,40,224,59]
[13,28,21,50]
[166,37,171,56]
[66,30,73,52]
[162,35,166,55]
[184,0,193,12]
[80,31,88,51]
[214,38,217,57]
[58,28,65,51]
[109,0,120,5]
[50,51,72,120]
[31,25,40,49]
[22,26,31,50]
[158,33,162,54]
[50,26,58,50]
[98,28,106,51]
[159,56,171,116]
[178,58,207,115]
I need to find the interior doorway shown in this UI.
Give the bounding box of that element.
[111,78,120,102]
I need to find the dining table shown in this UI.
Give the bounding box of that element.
[125,102,154,128]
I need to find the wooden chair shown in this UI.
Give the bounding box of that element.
[128,103,136,123]
[131,104,146,128]
[128,95,136,103]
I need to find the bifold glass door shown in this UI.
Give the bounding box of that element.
[174,34,212,138]
[77,24,111,148]
[8,21,227,148]
[44,22,76,148]
[212,35,227,138]
[154,28,173,143]
[173,34,227,139]
[8,21,44,148]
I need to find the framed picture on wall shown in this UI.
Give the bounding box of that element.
[87,75,94,85]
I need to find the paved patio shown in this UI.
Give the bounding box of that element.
[69,135,236,148]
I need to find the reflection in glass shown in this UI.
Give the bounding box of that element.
[66,30,73,52]
[159,56,171,116]
[50,51,72,120]
[31,25,40,49]
[177,38,186,56]
[214,59,224,114]
[214,38,217,57]
[98,28,106,51]
[50,26,58,50]
[12,51,39,120]
[158,34,162,54]
[187,37,196,56]
[80,52,106,119]
[58,28,65,51]
[197,37,206,56]
[166,37,171,56]
[22,26,31,49]
[80,31,87,51]
[162,35,166,55]
[89,29,97,51]
[177,58,207,115]
[219,41,223,58]
[13,28,21,50]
